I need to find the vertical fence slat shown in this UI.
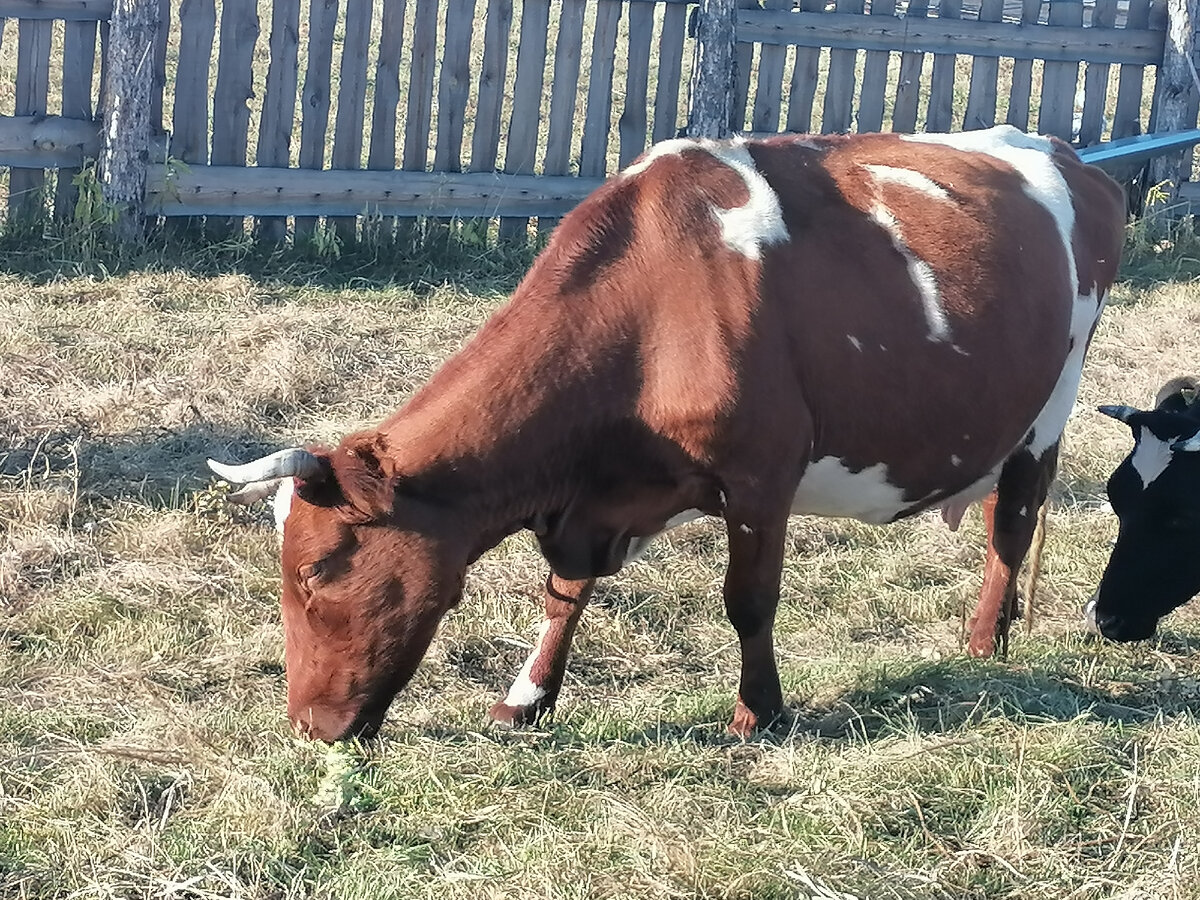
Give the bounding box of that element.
[1037,0,1082,139]
[329,0,375,243]
[434,0,479,174]
[751,0,793,133]
[1005,0,1042,130]
[890,0,928,132]
[1112,0,1152,138]
[652,2,688,142]
[962,0,1003,130]
[173,0,216,167]
[539,0,585,235]
[210,0,261,236]
[822,0,863,134]
[786,0,825,132]
[368,0,407,171]
[580,0,622,177]
[55,19,98,219]
[856,0,895,133]
[1077,0,1117,145]
[10,19,52,219]
[619,2,656,166]
[732,0,757,131]
[295,0,338,240]
[151,0,169,135]
[499,0,551,240]
[403,0,439,175]
[925,0,961,133]
[470,0,514,173]
[256,0,302,242]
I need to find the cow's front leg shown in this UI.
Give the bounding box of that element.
[968,441,1059,657]
[489,573,594,727]
[723,516,788,738]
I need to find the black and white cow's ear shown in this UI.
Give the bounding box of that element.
[1171,433,1200,453]
[1154,376,1200,413]
[1097,404,1141,424]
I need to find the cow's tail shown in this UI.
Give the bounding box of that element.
[1022,498,1049,634]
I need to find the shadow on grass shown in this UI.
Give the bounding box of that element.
[0,419,278,507]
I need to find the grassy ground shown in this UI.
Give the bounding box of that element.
[3,229,1200,899]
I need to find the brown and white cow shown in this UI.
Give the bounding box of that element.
[210,125,1125,741]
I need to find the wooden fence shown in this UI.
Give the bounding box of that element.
[0,0,1193,242]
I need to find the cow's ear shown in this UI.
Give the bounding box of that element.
[1154,376,1200,413]
[1098,404,1141,425]
[327,431,401,519]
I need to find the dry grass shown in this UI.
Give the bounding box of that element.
[4,238,1200,899]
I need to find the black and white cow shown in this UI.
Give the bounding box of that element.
[1087,377,1200,640]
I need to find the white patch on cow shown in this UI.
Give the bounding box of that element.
[869,203,951,342]
[707,141,789,260]
[848,335,863,351]
[1130,427,1174,488]
[950,454,963,467]
[902,125,1079,303]
[1019,506,1028,517]
[504,620,553,708]
[622,138,788,260]
[1083,596,1100,632]
[863,164,951,202]
[792,457,910,524]
[1025,288,1106,457]
[879,344,887,351]
[623,509,707,564]
[739,523,753,534]
[273,477,294,534]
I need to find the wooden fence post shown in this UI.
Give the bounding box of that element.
[1147,0,1198,194]
[687,0,737,139]
[100,0,160,243]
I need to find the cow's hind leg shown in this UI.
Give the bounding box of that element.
[489,574,594,727]
[968,441,1060,658]
[722,509,790,738]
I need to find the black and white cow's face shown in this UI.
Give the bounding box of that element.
[1087,380,1200,642]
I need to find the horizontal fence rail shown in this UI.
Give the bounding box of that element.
[0,0,1195,243]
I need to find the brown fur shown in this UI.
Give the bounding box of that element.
[263,132,1125,740]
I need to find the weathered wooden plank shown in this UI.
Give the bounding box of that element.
[855,0,895,133]
[890,0,929,132]
[150,0,168,133]
[738,8,1165,65]
[0,117,170,169]
[690,0,738,138]
[822,0,864,134]
[580,0,622,177]
[786,0,826,132]
[500,0,551,240]
[9,18,52,219]
[619,1,655,167]
[1005,0,1042,130]
[434,0,477,175]
[295,0,338,240]
[1037,0,1082,139]
[470,0,512,173]
[0,0,111,19]
[172,0,215,166]
[54,18,98,218]
[1112,0,1152,138]
[543,1,585,174]
[1077,0,1117,145]
[925,0,961,133]
[652,2,688,142]
[732,0,756,132]
[368,0,406,171]
[329,0,374,242]
[962,0,1004,130]
[147,165,607,218]
[210,0,260,235]
[751,0,793,134]
[403,0,438,172]
[256,0,301,241]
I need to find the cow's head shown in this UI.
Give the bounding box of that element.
[208,435,468,741]
[1086,377,1200,641]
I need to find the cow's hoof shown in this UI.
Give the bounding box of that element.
[966,636,996,657]
[488,700,547,728]
[727,700,782,739]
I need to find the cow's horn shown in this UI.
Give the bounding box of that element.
[1170,434,1200,453]
[207,448,324,485]
[1097,404,1140,423]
